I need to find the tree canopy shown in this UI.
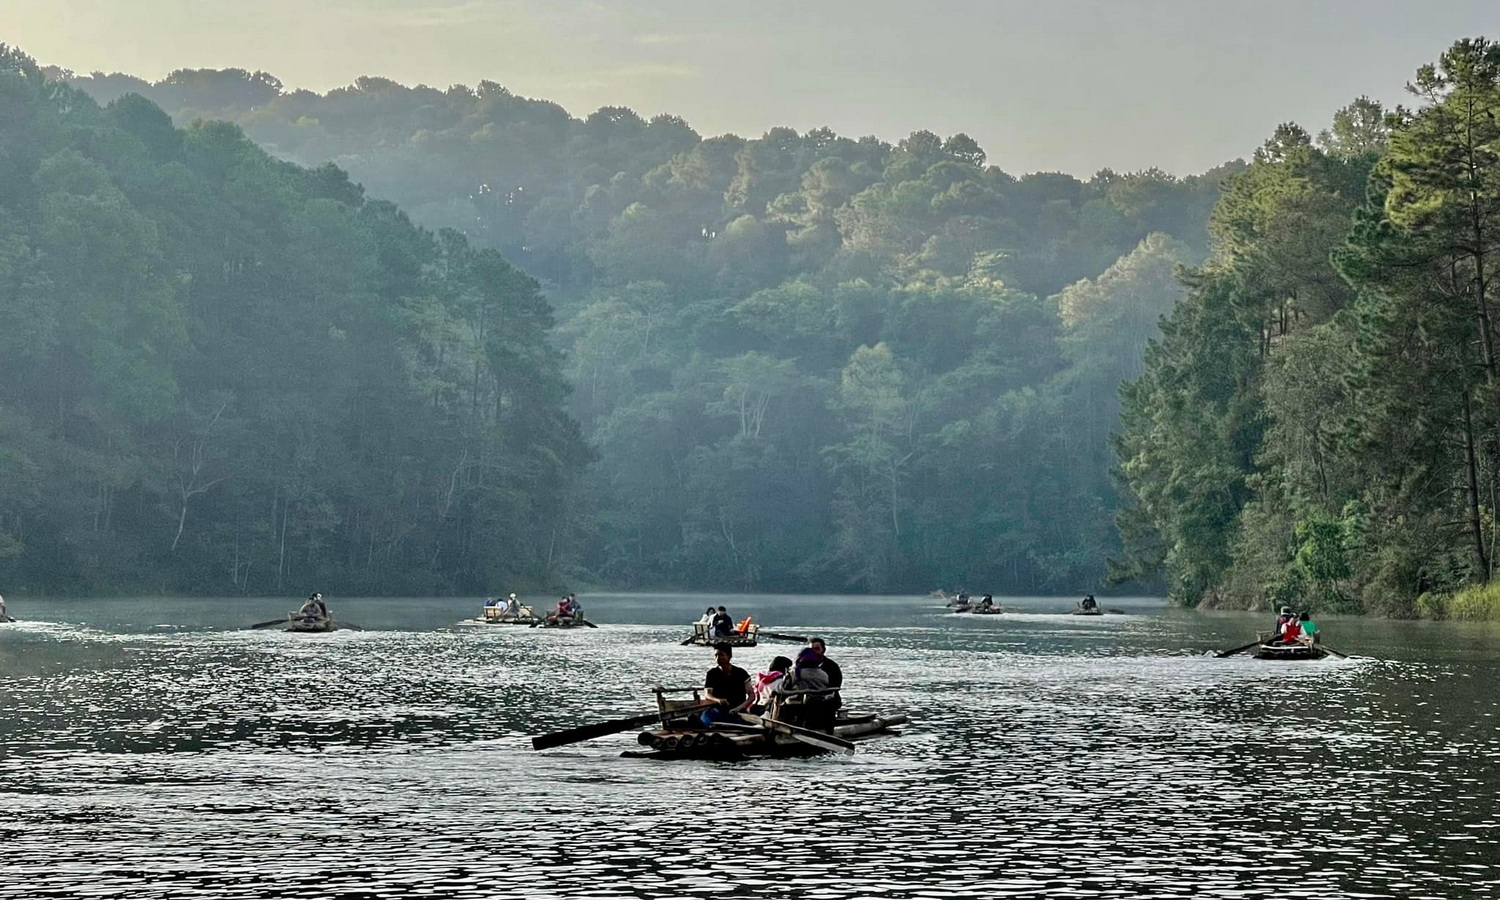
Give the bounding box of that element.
[0,46,587,595]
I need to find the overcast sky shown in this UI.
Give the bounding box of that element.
[3,0,1494,175]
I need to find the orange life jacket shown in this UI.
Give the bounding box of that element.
[736,616,753,633]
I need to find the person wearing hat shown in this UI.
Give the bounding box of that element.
[781,647,831,693]
[779,647,835,729]
[505,593,521,616]
[702,643,753,726]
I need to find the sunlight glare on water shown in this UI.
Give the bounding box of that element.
[2,594,1499,899]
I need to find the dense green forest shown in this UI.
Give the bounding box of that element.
[0,46,587,596]
[47,59,1232,595]
[1112,38,1500,617]
[33,38,1500,610]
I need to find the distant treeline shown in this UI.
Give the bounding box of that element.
[47,59,1241,595]
[39,40,1496,609]
[0,47,587,596]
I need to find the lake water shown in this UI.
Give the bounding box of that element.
[2,593,1499,899]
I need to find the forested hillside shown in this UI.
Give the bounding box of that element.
[1113,38,1500,617]
[47,61,1238,594]
[0,47,587,595]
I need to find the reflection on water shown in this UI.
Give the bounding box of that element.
[3,595,1500,898]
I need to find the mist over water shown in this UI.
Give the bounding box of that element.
[2,595,1498,898]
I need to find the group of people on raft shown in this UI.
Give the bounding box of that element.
[483,592,584,623]
[295,592,330,623]
[1266,606,1320,645]
[700,638,843,728]
[696,605,753,636]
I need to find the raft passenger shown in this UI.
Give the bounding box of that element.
[297,592,328,621]
[1080,594,1098,612]
[1296,611,1319,645]
[782,648,831,692]
[1270,606,1294,640]
[749,655,794,713]
[808,638,842,689]
[712,606,734,637]
[702,643,753,726]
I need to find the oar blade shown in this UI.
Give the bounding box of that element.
[531,701,715,751]
[757,715,856,756]
[531,712,659,751]
[1215,639,1261,658]
[248,618,287,630]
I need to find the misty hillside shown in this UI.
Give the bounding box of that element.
[0,47,587,595]
[44,64,1244,595]
[31,39,1499,614]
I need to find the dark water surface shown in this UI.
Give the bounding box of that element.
[3,593,1499,899]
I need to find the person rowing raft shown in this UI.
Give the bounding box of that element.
[702,643,753,726]
[296,592,329,622]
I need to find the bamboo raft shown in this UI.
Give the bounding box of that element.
[623,686,907,760]
[1251,632,1328,660]
[458,606,543,627]
[537,614,593,628]
[681,622,760,646]
[283,616,352,633]
[1072,606,1104,616]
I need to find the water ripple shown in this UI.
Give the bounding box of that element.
[2,598,1498,898]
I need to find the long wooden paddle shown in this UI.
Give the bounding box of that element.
[760,631,809,643]
[249,618,289,629]
[531,700,715,751]
[334,621,363,632]
[1318,643,1350,659]
[751,714,856,755]
[1215,639,1262,658]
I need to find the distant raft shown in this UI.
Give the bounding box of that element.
[458,605,543,627]
[248,614,360,633]
[681,622,760,646]
[537,612,595,628]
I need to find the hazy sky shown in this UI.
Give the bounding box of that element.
[3,0,1495,175]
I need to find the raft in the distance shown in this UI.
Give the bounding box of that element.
[458,605,544,627]
[281,616,359,633]
[681,622,760,646]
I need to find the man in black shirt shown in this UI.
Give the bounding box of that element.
[711,605,734,637]
[809,638,842,688]
[809,637,842,711]
[702,642,752,726]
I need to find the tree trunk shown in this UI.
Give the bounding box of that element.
[1462,391,1491,579]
